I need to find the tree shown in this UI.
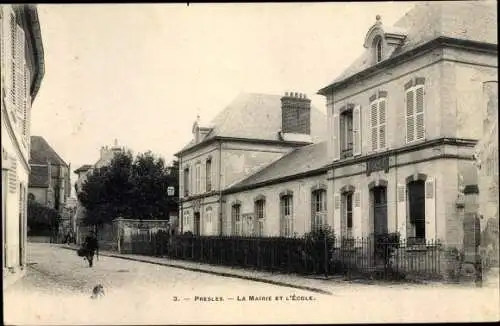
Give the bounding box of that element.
[78,150,178,227]
[27,200,60,236]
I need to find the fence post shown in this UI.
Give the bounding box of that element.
[324,232,328,278]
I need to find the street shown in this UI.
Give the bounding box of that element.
[3,243,499,325]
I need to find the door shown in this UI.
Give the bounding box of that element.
[373,186,388,235]
[194,212,201,236]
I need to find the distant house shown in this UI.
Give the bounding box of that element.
[28,136,70,213]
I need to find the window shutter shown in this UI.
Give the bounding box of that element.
[353,105,361,156]
[333,192,341,239]
[332,113,340,161]
[15,25,25,119]
[370,101,378,151]
[378,100,386,149]
[23,63,30,136]
[397,184,407,242]
[406,90,415,143]
[424,177,436,241]
[353,190,362,239]
[4,10,15,110]
[415,86,425,140]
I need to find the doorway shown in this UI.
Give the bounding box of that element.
[194,212,201,236]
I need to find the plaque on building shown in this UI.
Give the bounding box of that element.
[366,155,389,176]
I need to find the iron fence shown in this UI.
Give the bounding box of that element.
[129,230,443,280]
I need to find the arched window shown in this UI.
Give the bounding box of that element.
[280,191,294,237]
[311,189,327,231]
[374,36,383,63]
[231,202,241,236]
[254,197,266,236]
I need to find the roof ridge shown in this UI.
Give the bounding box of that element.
[30,135,68,166]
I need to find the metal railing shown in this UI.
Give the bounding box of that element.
[129,231,444,280]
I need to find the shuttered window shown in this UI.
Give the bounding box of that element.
[205,159,212,192]
[311,189,327,231]
[254,199,265,236]
[370,98,387,151]
[280,195,293,237]
[232,204,241,236]
[406,84,425,143]
[15,25,25,121]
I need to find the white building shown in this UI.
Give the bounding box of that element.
[1,4,45,287]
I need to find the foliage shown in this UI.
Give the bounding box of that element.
[27,200,60,236]
[77,151,179,228]
[374,232,401,267]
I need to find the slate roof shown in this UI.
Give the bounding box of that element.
[177,92,327,154]
[230,141,329,190]
[29,165,50,188]
[30,136,68,166]
[321,1,497,90]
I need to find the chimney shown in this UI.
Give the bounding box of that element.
[280,91,311,135]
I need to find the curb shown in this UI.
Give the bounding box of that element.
[59,245,332,295]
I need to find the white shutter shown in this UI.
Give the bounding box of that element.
[370,101,378,151]
[406,90,415,143]
[415,86,425,140]
[23,63,30,136]
[333,192,341,242]
[353,190,362,239]
[378,99,386,149]
[4,10,15,110]
[353,105,361,156]
[425,177,436,241]
[332,113,340,161]
[15,25,25,120]
[397,184,407,242]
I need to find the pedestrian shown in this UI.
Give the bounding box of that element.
[83,233,99,268]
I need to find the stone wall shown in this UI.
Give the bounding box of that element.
[112,218,170,253]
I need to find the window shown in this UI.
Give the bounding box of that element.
[242,214,253,236]
[28,193,35,202]
[183,167,190,196]
[183,212,191,230]
[205,207,213,235]
[375,37,383,63]
[340,109,353,158]
[311,189,327,231]
[343,192,353,238]
[255,199,265,236]
[232,203,241,236]
[370,97,387,151]
[372,186,388,235]
[406,81,425,143]
[195,163,201,194]
[407,181,425,244]
[205,159,212,192]
[280,194,293,237]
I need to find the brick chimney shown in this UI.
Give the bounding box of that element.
[280,92,311,135]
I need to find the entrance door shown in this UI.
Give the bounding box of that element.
[372,186,388,235]
[194,212,201,236]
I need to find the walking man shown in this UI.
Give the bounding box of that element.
[83,233,99,268]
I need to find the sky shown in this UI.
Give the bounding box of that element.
[31,2,416,196]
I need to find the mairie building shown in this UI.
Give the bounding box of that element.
[175,2,497,255]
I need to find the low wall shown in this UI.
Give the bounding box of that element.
[28,236,51,243]
[113,218,170,253]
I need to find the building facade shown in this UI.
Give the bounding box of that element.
[318,1,497,249]
[28,136,71,212]
[176,92,328,236]
[175,2,497,257]
[1,4,45,284]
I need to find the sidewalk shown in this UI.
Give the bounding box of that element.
[58,244,499,294]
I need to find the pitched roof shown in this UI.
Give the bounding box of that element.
[321,1,497,90]
[178,92,327,154]
[74,164,93,174]
[30,136,67,166]
[29,165,50,188]
[229,141,329,190]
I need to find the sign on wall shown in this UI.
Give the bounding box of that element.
[366,155,390,176]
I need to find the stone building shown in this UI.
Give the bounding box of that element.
[175,92,328,236]
[317,1,497,249]
[1,4,45,286]
[175,1,497,255]
[28,136,71,213]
